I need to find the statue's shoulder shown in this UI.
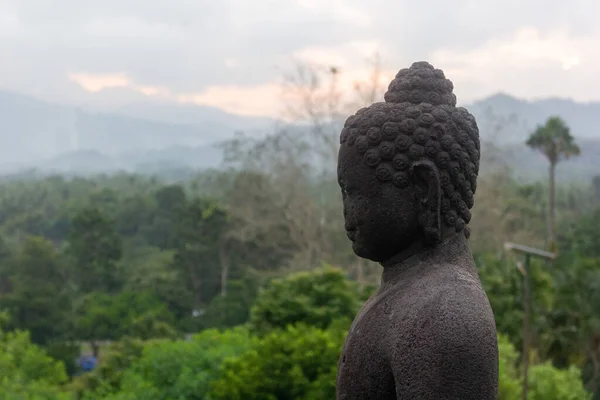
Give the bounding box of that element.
[421,261,493,319]
[388,261,495,341]
[401,262,497,358]
[389,263,499,398]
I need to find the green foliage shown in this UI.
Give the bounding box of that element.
[145,184,187,249]
[477,255,554,354]
[120,245,193,329]
[497,334,522,400]
[0,162,595,397]
[562,208,600,259]
[113,194,155,238]
[171,197,229,308]
[497,333,590,400]
[44,341,81,377]
[73,291,177,345]
[526,116,581,249]
[526,116,581,165]
[546,256,600,390]
[200,277,260,329]
[528,363,590,400]
[71,336,148,398]
[98,327,252,400]
[249,266,361,335]
[209,324,345,400]
[478,256,524,346]
[66,207,123,293]
[0,313,71,399]
[0,236,71,345]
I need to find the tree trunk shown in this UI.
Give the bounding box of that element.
[188,263,202,309]
[91,341,99,358]
[591,352,599,391]
[548,162,556,250]
[587,336,600,393]
[219,240,229,297]
[592,176,600,205]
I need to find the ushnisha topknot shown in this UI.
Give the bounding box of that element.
[384,61,457,107]
[339,61,480,238]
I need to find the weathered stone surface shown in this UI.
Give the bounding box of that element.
[336,61,498,400]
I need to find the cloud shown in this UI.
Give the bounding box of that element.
[0,10,21,35]
[68,70,283,117]
[68,72,131,92]
[295,0,371,27]
[430,27,600,103]
[0,0,367,98]
[176,84,283,117]
[65,37,399,118]
[1,0,600,118]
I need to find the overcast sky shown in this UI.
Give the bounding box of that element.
[1,0,599,118]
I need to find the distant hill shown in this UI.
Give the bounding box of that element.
[4,145,224,177]
[0,90,273,167]
[23,139,596,184]
[467,93,600,145]
[498,138,600,183]
[22,145,222,174]
[113,100,273,135]
[465,93,600,182]
[0,90,598,182]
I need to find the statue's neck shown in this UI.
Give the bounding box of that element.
[380,231,471,285]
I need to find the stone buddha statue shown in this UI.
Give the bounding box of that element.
[336,62,498,399]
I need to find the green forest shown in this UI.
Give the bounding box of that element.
[1,108,599,400]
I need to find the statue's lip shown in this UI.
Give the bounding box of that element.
[346,229,357,241]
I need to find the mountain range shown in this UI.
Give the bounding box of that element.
[0,90,598,182]
[466,93,600,145]
[0,90,273,172]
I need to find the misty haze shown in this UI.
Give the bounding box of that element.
[1,1,599,399]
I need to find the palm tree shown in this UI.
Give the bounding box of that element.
[526,116,580,250]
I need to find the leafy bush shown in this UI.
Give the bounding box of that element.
[91,327,252,400]
[497,334,523,399]
[249,266,361,335]
[529,363,590,400]
[209,324,345,400]
[200,278,259,329]
[71,336,148,399]
[74,291,178,345]
[497,333,590,400]
[0,312,71,399]
[44,341,81,377]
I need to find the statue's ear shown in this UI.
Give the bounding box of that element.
[410,160,441,244]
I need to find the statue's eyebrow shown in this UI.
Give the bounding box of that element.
[341,177,354,188]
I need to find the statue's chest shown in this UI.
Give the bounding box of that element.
[336,292,402,399]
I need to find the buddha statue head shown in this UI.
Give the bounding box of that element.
[338,61,480,262]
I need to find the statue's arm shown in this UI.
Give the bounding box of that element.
[391,286,498,400]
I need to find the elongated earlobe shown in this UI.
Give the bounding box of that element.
[410,160,441,245]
